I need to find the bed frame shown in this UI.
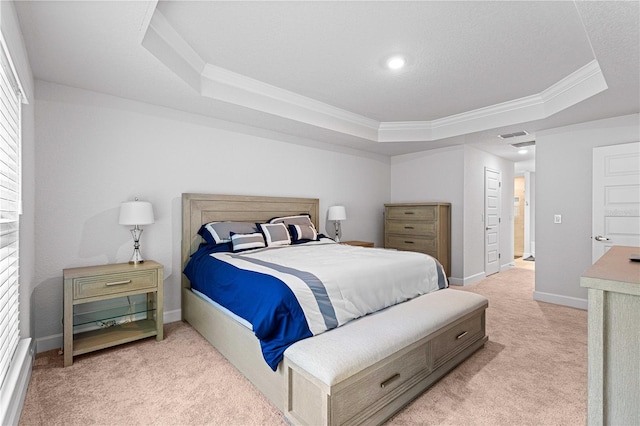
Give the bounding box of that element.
[181,193,488,425]
[181,193,320,407]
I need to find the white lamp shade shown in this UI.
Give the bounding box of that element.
[327,205,347,221]
[119,200,155,225]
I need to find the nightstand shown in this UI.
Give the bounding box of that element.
[63,260,163,367]
[342,241,374,248]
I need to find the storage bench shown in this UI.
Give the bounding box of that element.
[283,288,488,426]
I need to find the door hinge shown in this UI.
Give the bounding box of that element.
[499,253,501,259]
[499,217,501,223]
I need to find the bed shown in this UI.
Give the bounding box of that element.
[181,193,488,425]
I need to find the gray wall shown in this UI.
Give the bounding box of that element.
[390,146,465,280]
[535,113,639,308]
[390,144,515,285]
[33,81,391,352]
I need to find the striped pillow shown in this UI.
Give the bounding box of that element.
[230,232,266,252]
[200,221,258,244]
[288,224,318,242]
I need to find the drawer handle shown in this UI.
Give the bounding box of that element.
[105,279,132,287]
[404,241,415,244]
[404,212,415,215]
[380,373,400,388]
[456,331,468,340]
[404,226,414,230]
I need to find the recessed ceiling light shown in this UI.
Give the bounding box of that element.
[386,56,406,70]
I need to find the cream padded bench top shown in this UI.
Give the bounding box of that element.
[284,288,488,386]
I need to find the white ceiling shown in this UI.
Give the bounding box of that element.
[15,1,640,166]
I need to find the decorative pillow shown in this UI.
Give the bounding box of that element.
[258,222,291,247]
[288,224,318,242]
[230,232,266,252]
[198,221,258,245]
[269,214,314,227]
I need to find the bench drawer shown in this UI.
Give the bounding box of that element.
[432,311,484,368]
[332,343,431,423]
[73,269,158,300]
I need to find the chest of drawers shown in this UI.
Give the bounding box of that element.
[384,203,451,277]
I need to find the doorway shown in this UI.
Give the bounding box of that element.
[514,172,535,270]
[514,176,525,258]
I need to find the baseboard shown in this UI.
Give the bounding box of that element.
[163,308,181,324]
[0,338,35,426]
[501,262,515,270]
[533,291,587,310]
[35,332,62,354]
[449,271,486,286]
[36,309,183,354]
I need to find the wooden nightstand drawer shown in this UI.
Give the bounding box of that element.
[73,269,158,300]
[342,240,374,247]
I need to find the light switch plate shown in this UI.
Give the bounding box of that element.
[554,214,562,224]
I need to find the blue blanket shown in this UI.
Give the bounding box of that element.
[183,244,312,370]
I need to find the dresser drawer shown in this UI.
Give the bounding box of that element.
[332,342,430,423]
[386,221,436,237]
[386,205,436,221]
[386,235,436,253]
[432,312,484,368]
[73,269,158,300]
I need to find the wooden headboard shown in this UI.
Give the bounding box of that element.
[181,193,320,288]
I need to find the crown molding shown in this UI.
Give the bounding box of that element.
[200,63,380,141]
[141,6,608,144]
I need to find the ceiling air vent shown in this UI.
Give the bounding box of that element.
[498,130,529,139]
[510,140,536,149]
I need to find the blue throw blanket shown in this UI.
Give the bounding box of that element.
[184,244,312,370]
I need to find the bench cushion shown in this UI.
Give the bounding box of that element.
[284,288,488,386]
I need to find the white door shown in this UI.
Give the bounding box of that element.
[592,142,640,262]
[485,168,501,276]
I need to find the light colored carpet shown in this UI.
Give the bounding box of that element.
[20,267,587,425]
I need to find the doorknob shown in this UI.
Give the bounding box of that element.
[594,235,610,241]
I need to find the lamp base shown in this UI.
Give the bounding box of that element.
[128,248,145,265]
[128,227,145,264]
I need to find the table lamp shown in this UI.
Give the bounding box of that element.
[327,205,347,243]
[119,198,155,264]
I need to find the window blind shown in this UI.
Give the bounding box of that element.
[0,43,21,388]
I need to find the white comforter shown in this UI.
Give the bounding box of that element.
[212,239,444,335]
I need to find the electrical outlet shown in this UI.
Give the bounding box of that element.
[554,214,562,224]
